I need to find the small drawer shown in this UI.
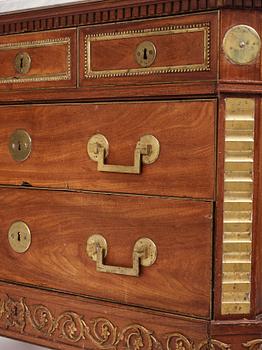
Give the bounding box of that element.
[0,29,76,89]
[0,188,213,318]
[80,13,218,89]
[0,100,215,199]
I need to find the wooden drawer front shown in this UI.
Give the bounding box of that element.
[0,189,212,318]
[0,100,215,199]
[0,29,76,89]
[0,283,209,350]
[80,13,218,88]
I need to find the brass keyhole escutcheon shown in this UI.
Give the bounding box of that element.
[9,129,32,162]
[135,41,157,68]
[8,221,31,254]
[15,52,31,74]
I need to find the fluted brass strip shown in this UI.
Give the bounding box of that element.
[221,98,255,315]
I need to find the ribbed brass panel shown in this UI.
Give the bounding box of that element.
[221,98,255,315]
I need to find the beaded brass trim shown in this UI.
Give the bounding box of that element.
[221,98,255,315]
[84,23,211,79]
[0,37,71,84]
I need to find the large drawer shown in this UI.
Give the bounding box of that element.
[0,100,216,199]
[0,188,213,318]
[0,29,76,89]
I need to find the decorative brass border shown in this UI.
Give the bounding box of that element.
[0,37,71,84]
[221,98,255,315]
[84,22,211,79]
[0,294,231,350]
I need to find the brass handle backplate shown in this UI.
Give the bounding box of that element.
[87,134,160,174]
[86,234,157,277]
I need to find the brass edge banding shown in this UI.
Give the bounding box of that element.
[84,22,211,79]
[0,37,71,84]
[221,98,255,315]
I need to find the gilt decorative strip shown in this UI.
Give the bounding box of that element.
[85,23,210,79]
[221,98,255,315]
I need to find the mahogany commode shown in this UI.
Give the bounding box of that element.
[0,1,261,349]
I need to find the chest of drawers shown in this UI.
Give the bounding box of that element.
[0,1,262,349]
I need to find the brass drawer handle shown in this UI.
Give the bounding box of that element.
[87,134,160,175]
[86,234,157,277]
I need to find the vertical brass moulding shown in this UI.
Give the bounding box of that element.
[221,98,255,315]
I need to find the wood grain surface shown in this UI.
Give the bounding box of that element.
[0,188,213,318]
[0,100,216,199]
[0,81,217,102]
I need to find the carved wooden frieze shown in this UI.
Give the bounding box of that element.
[2,293,261,349]
[0,294,231,350]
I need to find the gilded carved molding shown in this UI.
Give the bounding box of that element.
[243,340,262,349]
[0,294,233,350]
[0,37,71,84]
[2,294,261,350]
[85,23,211,79]
[198,340,232,350]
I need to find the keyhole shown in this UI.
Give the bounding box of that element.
[143,48,148,60]
[17,140,21,151]
[14,306,18,317]
[20,57,24,69]
[17,232,21,242]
